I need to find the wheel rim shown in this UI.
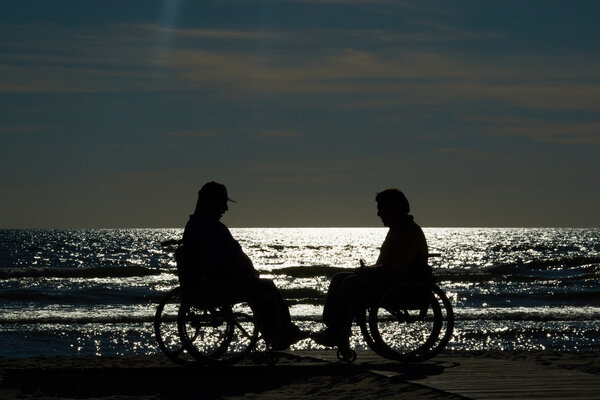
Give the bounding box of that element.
[417,283,454,360]
[178,284,258,365]
[368,282,443,361]
[154,287,199,365]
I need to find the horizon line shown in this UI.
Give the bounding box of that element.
[1,226,599,230]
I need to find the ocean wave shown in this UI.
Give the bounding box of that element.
[0,266,168,279]
[2,308,599,325]
[436,256,600,283]
[0,287,325,304]
[0,257,600,283]
[1,255,598,282]
[455,308,600,322]
[0,315,156,325]
[280,288,325,305]
[489,243,584,253]
[0,287,322,305]
[270,265,342,278]
[0,314,324,325]
[269,258,599,282]
[484,256,600,273]
[509,290,600,304]
[0,289,167,304]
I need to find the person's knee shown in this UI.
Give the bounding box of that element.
[247,278,276,295]
[329,272,353,288]
[339,274,368,292]
[332,272,353,281]
[256,278,277,290]
[339,275,380,306]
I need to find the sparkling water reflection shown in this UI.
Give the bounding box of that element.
[1,228,599,357]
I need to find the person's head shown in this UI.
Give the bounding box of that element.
[375,188,410,227]
[193,181,235,220]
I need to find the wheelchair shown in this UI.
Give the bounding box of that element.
[336,279,454,363]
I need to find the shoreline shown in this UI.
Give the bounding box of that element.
[2,350,600,399]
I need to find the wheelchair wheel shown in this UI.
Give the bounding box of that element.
[367,281,443,362]
[178,284,258,365]
[154,287,199,366]
[336,347,357,363]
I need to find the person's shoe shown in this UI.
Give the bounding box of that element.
[310,329,340,347]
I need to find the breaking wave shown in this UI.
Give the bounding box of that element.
[0,266,167,279]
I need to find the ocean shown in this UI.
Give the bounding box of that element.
[1,228,599,359]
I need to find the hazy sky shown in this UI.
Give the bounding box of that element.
[1,0,599,228]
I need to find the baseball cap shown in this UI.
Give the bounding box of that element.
[197,181,237,203]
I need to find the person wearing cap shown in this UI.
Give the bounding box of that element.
[179,181,308,350]
[311,188,431,348]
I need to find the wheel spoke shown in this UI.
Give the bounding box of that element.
[233,314,253,339]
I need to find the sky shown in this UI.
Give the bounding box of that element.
[1,0,599,228]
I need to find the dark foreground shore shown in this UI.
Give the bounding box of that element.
[1,350,599,400]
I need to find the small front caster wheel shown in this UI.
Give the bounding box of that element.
[336,348,357,363]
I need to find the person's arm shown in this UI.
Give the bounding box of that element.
[356,228,420,278]
[232,251,260,278]
[218,225,260,279]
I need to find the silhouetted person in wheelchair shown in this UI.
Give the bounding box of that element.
[178,181,308,350]
[312,188,432,348]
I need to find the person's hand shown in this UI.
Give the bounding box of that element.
[355,259,367,274]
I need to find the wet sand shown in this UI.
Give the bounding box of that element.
[1,350,599,399]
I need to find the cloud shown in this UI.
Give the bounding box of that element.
[2,23,599,117]
[257,130,297,138]
[247,155,407,180]
[0,124,54,135]
[142,24,272,40]
[166,130,222,138]
[156,46,600,113]
[437,147,504,159]
[234,0,402,3]
[158,48,458,87]
[481,119,600,145]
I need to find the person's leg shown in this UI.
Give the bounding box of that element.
[333,274,381,333]
[243,279,280,342]
[257,278,292,323]
[314,273,382,347]
[244,278,305,349]
[322,272,354,327]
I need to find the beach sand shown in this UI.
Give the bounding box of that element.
[1,350,599,399]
